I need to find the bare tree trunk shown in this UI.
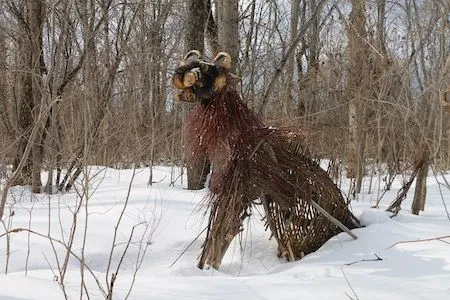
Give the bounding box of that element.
[347,0,368,195]
[0,30,14,140]
[186,0,207,53]
[206,0,220,54]
[284,0,300,117]
[298,0,322,122]
[185,0,210,190]
[29,0,45,193]
[45,107,58,194]
[411,150,428,215]
[11,0,45,190]
[14,6,33,186]
[217,0,239,73]
[444,89,450,167]
[187,158,210,190]
[376,0,388,56]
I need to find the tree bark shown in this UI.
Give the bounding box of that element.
[346,0,368,195]
[186,0,207,53]
[443,89,450,168]
[0,30,14,140]
[206,0,220,54]
[411,151,428,215]
[185,0,210,190]
[284,0,300,117]
[14,19,33,186]
[29,0,45,193]
[217,0,239,73]
[12,0,45,190]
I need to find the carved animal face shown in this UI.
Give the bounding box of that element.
[172,50,238,103]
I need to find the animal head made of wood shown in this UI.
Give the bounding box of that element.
[172,50,240,103]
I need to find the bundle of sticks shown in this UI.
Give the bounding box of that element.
[173,50,360,269]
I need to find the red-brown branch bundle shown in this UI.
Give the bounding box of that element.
[173,51,359,269]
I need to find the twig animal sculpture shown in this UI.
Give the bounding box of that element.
[172,51,360,270]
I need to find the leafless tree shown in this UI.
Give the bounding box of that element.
[0,0,447,217]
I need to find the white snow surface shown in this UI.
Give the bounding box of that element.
[0,166,449,300]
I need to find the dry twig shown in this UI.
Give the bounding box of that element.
[386,235,450,249]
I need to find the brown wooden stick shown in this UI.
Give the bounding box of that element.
[386,235,450,249]
[286,242,296,262]
[261,194,288,256]
[310,200,358,240]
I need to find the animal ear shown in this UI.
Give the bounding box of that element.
[212,52,232,70]
[172,73,186,90]
[179,50,202,67]
[213,74,227,92]
[212,72,240,93]
[172,71,199,90]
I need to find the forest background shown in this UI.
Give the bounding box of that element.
[0,0,448,216]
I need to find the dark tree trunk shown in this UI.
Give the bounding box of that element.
[185,0,210,190]
[14,33,33,186]
[13,0,45,189]
[346,0,368,195]
[187,158,210,190]
[29,0,45,193]
[217,0,239,73]
[206,0,220,54]
[411,151,428,215]
[186,0,207,53]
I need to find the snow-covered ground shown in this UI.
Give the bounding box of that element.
[0,166,449,300]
